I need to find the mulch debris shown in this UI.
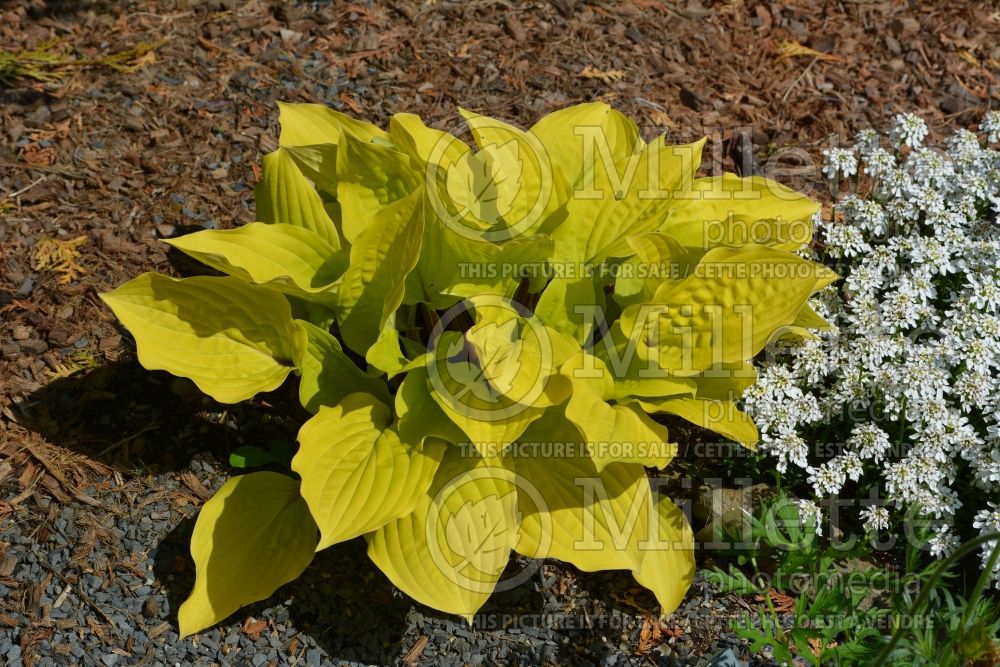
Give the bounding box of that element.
[3,0,1000,664]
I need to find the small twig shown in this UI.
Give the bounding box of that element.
[781,57,818,102]
[42,564,122,639]
[3,175,46,200]
[53,584,72,609]
[95,423,162,459]
[0,160,88,180]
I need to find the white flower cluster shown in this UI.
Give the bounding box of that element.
[743,113,1000,580]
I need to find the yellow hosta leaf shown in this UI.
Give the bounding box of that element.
[395,366,469,447]
[178,472,317,637]
[591,322,698,400]
[389,112,469,170]
[550,136,707,264]
[513,453,646,570]
[613,232,702,308]
[336,131,420,243]
[426,329,567,452]
[533,275,603,344]
[561,353,676,470]
[459,108,571,236]
[278,101,389,146]
[510,411,644,571]
[366,448,519,622]
[336,188,424,355]
[465,318,570,409]
[794,302,833,329]
[255,148,341,249]
[365,314,410,376]
[509,412,695,617]
[631,491,696,617]
[662,174,819,252]
[100,274,305,403]
[769,303,833,342]
[429,357,547,450]
[691,360,758,401]
[166,223,346,308]
[281,144,339,196]
[639,395,759,449]
[530,102,641,191]
[293,393,446,550]
[295,320,390,413]
[619,245,837,375]
[637,359,759,447]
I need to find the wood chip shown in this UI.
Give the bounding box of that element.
[180,472,213,501]
[402,635,429,665]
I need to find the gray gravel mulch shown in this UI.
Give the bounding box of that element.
[0,443,751,666]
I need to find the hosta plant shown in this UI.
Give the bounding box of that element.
[100,101,833,637]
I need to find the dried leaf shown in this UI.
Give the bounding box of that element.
[637,617,663,653]
[777,40,840,62]
[240,616,268,640]
[579,64,625,83]
[647,109,678,129]
[33,235,88,284]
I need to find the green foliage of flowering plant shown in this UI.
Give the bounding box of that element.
[100,102,833,637]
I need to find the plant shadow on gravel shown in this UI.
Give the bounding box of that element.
[15,238,307,474]
[14,360,308,475]
[153,519,556,664]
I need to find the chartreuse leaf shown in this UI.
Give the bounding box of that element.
[464,317,572,410]
[165,223,346,308]
[638,360,759,448]
[178,472,317,637]
[581,136,707,264]
[277,102,391,197]
[390,113,469,170]
[293,393,446,550]
[336,130,420,243]
[255,148,342,249]
[510,411,694,617]
[613,233,702,308]
[533,274,602,344]
[510,410,640,572]
[661,174,818,252]
[366,447,519,622]
[459,108,571,237]
[286,294,336,329]
[424,306,576,451]
[591,321,697,401]
[631,490,696,617]
[365,314,411,376]
[535,110,705,264]
[560,352,676,470]
[395,366,469,447]
[619,244,837,376]
[529,102,642,191]
[295,319,390,412]
[100,274,305,403]
[336,188,424,355]
[770,301,834,342]
[794,302,832,329]
[427,331,550,451]
[530,128,705,339]
[278,101,389,146]
[640,395,759,449]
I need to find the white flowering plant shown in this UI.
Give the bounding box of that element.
[743,112,1000,583]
